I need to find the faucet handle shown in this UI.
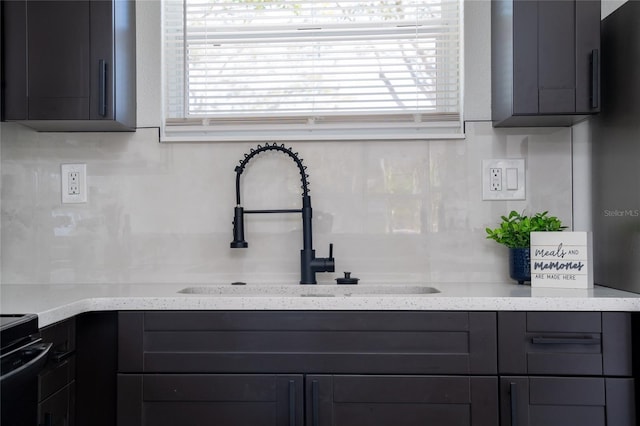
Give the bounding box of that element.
[326,243,335,273]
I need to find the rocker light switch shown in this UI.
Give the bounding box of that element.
[482,159,525,200]
[506,168,518,190]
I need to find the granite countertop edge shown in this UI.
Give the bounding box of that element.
[1,282,639,328]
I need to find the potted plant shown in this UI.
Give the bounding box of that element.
[486,210,566,284]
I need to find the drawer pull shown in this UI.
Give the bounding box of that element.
[531,336,600,345]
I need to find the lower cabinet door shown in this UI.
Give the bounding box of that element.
[37,381,76,426]
[306,375,498,426]
[500,377,636,426]
[117,374,303,426]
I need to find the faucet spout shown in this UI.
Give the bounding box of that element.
[230,144,335,284]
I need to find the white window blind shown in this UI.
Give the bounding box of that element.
[163,0,463,141]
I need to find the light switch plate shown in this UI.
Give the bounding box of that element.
[482,159,525,200]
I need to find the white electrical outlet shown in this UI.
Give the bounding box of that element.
[61,164,87,203]
[68,172,80,194]
[482,159,525,200]
[490,168,502,191]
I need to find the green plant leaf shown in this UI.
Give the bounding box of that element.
[485,210,566,248]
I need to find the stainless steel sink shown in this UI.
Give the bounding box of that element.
[178,284,439,297]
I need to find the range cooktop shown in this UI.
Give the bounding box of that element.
[0,314,38,352]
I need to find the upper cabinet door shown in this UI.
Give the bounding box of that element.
[537,0,576,114]
[492,0,601,127]
[89,0,114,121]
[27,1,91,120]
[575,0,601,113]
[0,0,136,131]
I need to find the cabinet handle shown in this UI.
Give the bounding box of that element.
[531,335,600,345]
[509,382,518,426]
[311,379,319,426]
[289,380,296,426]
[590,49,599,109]
[99,59,108,117]
[51,349,74,363]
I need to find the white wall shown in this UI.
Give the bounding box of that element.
[0,1,574,285]
[602,0,627,18]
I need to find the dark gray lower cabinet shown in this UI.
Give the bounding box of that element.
[116,374,498,426]
[498,312,632,376]
[118,311,497,375]
[117,311,499,426]
[38,317,76,426]
[500,377,636,426]
[117,374,303,426]
[498,312,637,426]
[38,382,76,426]
[115,311,636,425]
[76,312,118,426]
[307,375,498,426]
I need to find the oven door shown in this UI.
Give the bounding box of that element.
[1,340,53,426]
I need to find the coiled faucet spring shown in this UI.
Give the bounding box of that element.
[230,143,335,284]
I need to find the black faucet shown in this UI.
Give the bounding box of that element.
[231,143,335,284]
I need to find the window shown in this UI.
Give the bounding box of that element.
[163,0,463,141]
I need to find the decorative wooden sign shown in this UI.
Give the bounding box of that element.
[530,231,593,289]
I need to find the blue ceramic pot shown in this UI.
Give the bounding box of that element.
[509,247,531,284]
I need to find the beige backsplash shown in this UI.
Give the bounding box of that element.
[0,121,572,285]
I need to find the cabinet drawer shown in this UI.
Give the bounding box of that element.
[498,312,632,376]
[500,377,635,426]
[118,311,497,375]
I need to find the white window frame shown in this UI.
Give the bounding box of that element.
[161,0,464,142]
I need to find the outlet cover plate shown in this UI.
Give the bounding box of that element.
[61,163,87,203]
[482,159,525,200]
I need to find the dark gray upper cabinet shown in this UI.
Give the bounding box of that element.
[1,0,136,131]
[491,0,601,127]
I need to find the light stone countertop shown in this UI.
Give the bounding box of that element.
[1,282,639,328]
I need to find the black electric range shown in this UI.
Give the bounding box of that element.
[1,314,52,426]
